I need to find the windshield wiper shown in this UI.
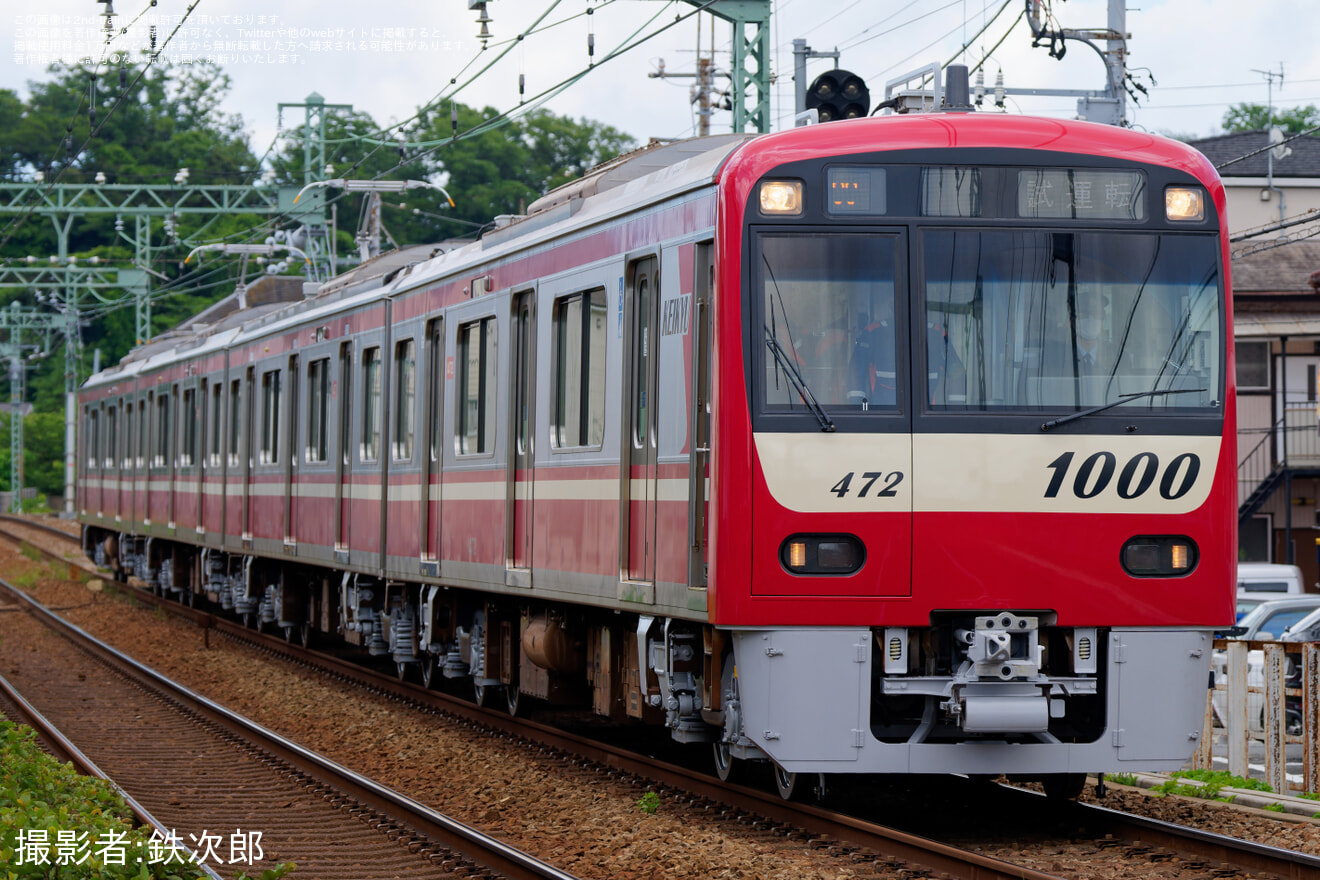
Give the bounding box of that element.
[1040,387,1207,432]
[764,326,835,432]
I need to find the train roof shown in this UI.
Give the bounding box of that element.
[82,133,756,391]
[82,114,1222,393]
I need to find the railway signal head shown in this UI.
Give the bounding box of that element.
[806,69,870,122]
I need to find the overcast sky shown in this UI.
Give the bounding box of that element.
[5,0,1320,170]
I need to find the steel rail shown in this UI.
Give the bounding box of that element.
[0,579,584,880]
[0,668,225,879]
[18,518,1319,879]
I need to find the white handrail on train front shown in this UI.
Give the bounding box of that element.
[1192,638,1320,796]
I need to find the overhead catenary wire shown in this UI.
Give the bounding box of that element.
[0,0,207,254]
[132,0,717,295]
[1215,123,1320,170]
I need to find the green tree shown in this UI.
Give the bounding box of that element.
[0,59,263,409]
[412,103,634,235]
[1221,103,1320,133]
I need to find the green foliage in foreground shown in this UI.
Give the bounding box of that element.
[0,720,207,878]
[1151,768,1273,801]
[636,791,660,815]
[1,720,295,878]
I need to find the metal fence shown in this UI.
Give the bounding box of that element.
[1193,639,1320,795]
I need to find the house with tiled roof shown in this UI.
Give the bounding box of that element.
[1189,130,1320,234]
[1187,132,1320,577]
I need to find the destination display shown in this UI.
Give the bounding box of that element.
[1017,169,1147,220]
[825,166,887,215]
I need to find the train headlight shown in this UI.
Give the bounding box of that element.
[1165,186,1205,222]
[1121,535,1198,577]
[759,180,803,215]
[787,540,807,569]
[780,534,865,575]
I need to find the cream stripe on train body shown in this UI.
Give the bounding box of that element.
[754,433,1220,515]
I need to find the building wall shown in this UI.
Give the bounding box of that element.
[1224,179,1320,234]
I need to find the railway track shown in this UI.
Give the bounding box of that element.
[0,578,584,880]
[3,516,1318,879]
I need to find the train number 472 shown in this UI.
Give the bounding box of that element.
[830,471,904,498]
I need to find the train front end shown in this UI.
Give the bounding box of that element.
[709,114,1235,781]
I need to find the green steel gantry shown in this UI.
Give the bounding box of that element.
[0,303,59,512]
[683,1,771,133]
[0,93,348,517]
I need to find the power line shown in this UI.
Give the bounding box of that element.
[0,0,207,253]
[1215,124,1320,170]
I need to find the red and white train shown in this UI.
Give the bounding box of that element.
[79,98,1235,799]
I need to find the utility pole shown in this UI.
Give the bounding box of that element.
[791,39,841,125]
[1024,0,1130,126]
[1253,64,1288,227]
[649,55,718,136]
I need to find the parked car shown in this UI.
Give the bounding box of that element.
[1211,594,1320,733]
[1228,594,1320,640]
[1236,563,1306,621]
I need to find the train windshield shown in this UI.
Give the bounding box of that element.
[923,230,1222,411]
[760,232,902,412]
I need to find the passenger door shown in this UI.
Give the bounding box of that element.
[623,256,659,591]
[507,291,535,583]
[688,243,713,589]
[422,319,444,568]
[334,341,353,559]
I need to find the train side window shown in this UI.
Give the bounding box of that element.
[181,388,197,467]
[153,392,170,467]
[392,339,416,462]
[228,380,241,467]
[124,402,134,469]
[552,290,607,448]
[260,369,281,465]
[87,408,99,469]
[362,347,382,462]
[106,405,118,468]
[137,399,146,468]
[457,317,497,455]
[307,357,329,463]
[209,383,223,467]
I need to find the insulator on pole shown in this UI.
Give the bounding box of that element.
[451,103,458,139]
[518,73,525,102]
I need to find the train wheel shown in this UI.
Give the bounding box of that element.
[420,657,435,689]
[241,612,253,629]
[773,766,802,801]
[773,766,825,802]
[1042,773,1087,800]
[505,685,523,716]
[395,662,409,683]
[472,682,490,707]
[712,742,742,783]
[282,624,296,644]
[299,621,312,649]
